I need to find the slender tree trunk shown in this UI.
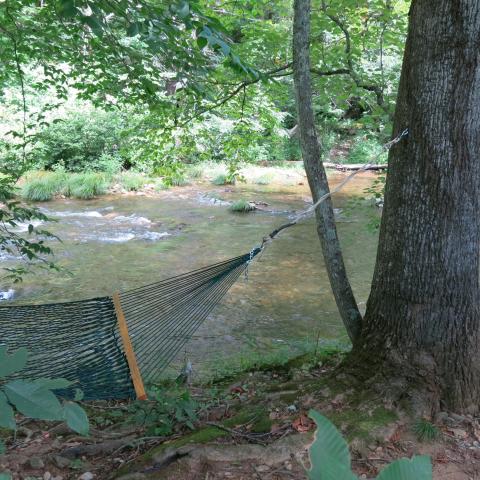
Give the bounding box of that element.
[354,0,480,415]
[292,0,362,343]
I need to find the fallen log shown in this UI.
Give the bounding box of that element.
[323,162,387,171]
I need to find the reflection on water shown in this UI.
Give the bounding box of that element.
[1,172,380,376]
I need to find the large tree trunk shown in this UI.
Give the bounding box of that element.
[354,0,480,415]
[292,0,362,343]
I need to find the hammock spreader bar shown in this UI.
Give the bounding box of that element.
[0,248,261,401]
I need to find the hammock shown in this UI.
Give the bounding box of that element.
[0,131,407,401]
[0,249,260,401]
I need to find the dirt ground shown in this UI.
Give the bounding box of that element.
[2,355,480,480]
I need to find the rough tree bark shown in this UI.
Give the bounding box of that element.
[353,1,480,415]
[292,0,363,343]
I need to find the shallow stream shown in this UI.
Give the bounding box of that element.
[2,172,380,377]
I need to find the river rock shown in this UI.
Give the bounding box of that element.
[78,472,94,480]
[29,456,45,469]
[51,455,71,469]
[256,465,270,472]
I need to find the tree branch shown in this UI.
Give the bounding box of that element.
[320,1,385,108]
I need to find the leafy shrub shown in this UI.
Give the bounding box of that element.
[0,346,89,465]
[65,173,107,199]
[229,199,256,213]
[128,385,198,436]
[95,152,124,175]
[119,172,146,191]
[308,410,432,479]
[21,171,66,201]
[347,137,387,165]
[33,109,129,173]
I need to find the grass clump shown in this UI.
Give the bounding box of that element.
[413,418,439,442]
[253,173,274,185]
[211,173,229,186]
[229,199,255,213]
[186,164,204,180]
[154,179,170,191]
[21,171,66,201]
[119,172,146,191]
[65,172,107,199]
[169,173,190,187]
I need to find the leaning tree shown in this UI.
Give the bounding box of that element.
[293,0,480,414]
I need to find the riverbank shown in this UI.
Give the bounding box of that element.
[2,349,477,480]
[17,163,309,202]
[16,160,386,203]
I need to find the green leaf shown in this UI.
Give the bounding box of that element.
[0,347,28,378]
[63,402,89,436]
[376,455,432,480]
[0,472,11,480]
[4,380,63,421]
[308,410,358,480]
[0,392,16,430]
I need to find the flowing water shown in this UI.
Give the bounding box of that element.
[1,172,380,377]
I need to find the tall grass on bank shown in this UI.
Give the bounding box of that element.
[118,172,147,191]
[21,171,107,201]
[65,173,107,199]
[21,171,67,201]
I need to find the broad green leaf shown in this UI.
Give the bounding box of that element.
[308,410,358,480]
[32,378,72,390]
[0,347,28,377]
[4,380,63,421]
[0,392,16,430]
[63,402,89,436]
[376,455,432,480]
[0,472,11,480]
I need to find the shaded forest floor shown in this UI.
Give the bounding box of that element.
[2,352,480,480]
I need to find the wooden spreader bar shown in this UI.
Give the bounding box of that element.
[112,292,147,400]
